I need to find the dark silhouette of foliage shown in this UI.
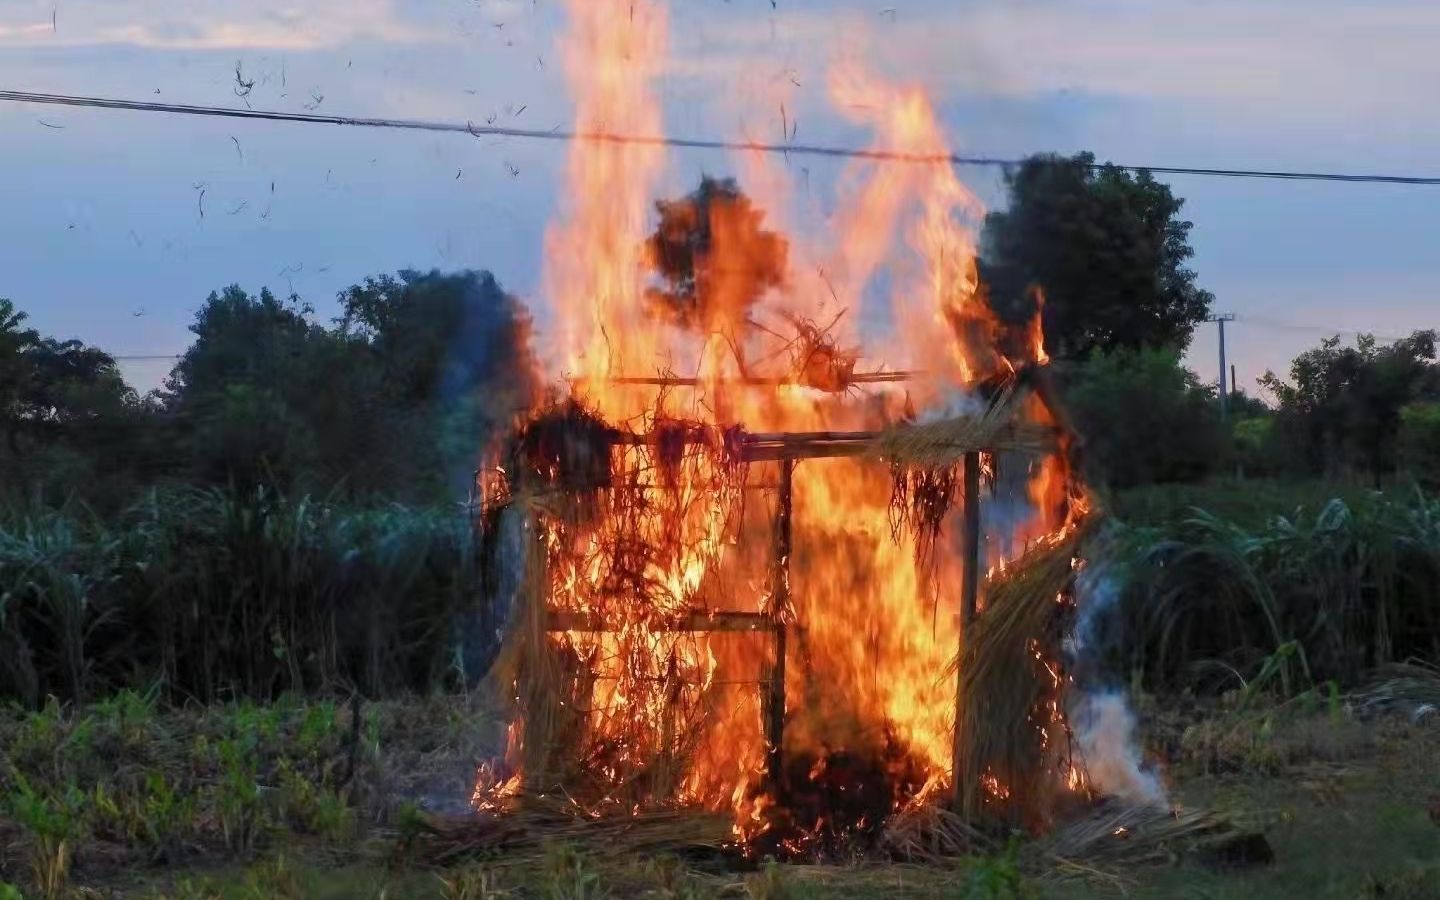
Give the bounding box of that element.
[147,271,537,501]
[982,153,1213,358]
[0,298,143,505]
[645,176,787,333]
[1061,347,1227,488]
[1260,330,1440,482]
[337,269,539,498]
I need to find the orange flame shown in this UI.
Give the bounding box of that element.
[482,1,1087,847]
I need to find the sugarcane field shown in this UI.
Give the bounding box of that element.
[1,2,1438,898]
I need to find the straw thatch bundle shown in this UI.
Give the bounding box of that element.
[953,519,1098,828]
[1351,660,1440,720]
[1044,803,1266,870]
[416,796,732,866]
[869,387,1055,468]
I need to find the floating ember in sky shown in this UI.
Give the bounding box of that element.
[475,0,1095,857]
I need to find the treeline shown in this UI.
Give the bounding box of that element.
[975,153,1438,492]
[1,272,535,704]
[1,270,537,510]
[2,158,1437,706]
[1059,334,1440,492]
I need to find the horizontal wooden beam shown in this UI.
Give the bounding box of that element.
[569,371,921,389]
[545,610,775,633]
[608,425,1057,462]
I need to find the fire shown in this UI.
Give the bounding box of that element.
[478,0,1092,854]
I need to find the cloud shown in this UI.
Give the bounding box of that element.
[0,22,50,40]
[0,0,448,51]
[668,0,1440,124]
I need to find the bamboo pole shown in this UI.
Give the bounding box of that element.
[766,458,794,798]
[954,450,981,812]
[570,371,922,387]
[544,610,776,632]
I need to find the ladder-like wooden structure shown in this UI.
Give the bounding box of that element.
[535,366,1069,807]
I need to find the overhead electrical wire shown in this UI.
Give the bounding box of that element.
[108,317,1426,365]
[4,88,1440,186]
[1235,314,1414,343]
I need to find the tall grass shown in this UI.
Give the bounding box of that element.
[0,488,480,705]
[1100,489,1440,691]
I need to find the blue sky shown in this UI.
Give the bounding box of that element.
[1,0,1436,394]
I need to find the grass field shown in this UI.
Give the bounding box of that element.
[3,479,1437,898]
[2,686,1436,900]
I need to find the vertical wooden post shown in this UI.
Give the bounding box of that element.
[766,457,794,798]
[954,450,982,812]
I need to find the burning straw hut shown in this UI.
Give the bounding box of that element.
[464,0,1115,862]
[475,362,1097,856]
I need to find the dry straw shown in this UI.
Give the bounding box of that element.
[952,519,1097,827]
[869,386,1056,467]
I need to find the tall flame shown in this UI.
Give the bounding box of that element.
[485,0,1085,847]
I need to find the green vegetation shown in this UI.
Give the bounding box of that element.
[1399,401,1440,488]
[1061,347,1226,488]
[1099,489,1440,691]
[982,151,1214,358]
[1,270,535,511]
[1260,330,1439,484]
[2,159,1437,896]
[0,693,494,897]
[0,490,480,704]
[1,691,1435,897]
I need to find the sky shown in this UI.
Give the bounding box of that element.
[1,0,1436,395]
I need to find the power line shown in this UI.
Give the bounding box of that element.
[1235,314,1419,344]
[4,88,1440,186]
[111,316,1428,364]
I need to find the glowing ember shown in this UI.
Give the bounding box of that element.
[476,0,1095,856]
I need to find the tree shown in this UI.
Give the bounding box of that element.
[1398,402,1440,489]
[0,298,145,504]
[0,298,43,455]
[155,272,536,500]
[981,153,1213,358]
[160,286,334,489]
[1260,331,1440,481]
[1062,347,1227,488]
[337,269,538,498]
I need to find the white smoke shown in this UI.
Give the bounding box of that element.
[1068,558,1168,809]
[1072,692,1166,808]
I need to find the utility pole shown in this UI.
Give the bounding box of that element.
[1208,314,1236,419]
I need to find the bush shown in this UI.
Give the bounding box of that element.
[1098,490,1440,691]
[1062,347,1227,489]
[1230,413,1284,477]
[0,488,482,705]
[1399,402,1440,489]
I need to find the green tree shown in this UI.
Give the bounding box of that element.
[160,286,334,489]
[981,153,1213,358]
[1399,402,1440,489]
[0,298,144,503]
[1062,347,1226,488]
[337,269,538,499]
[0,298,43,455]
[1260,331,1439,482]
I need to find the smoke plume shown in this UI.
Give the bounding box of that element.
[1068,553,1167,808]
